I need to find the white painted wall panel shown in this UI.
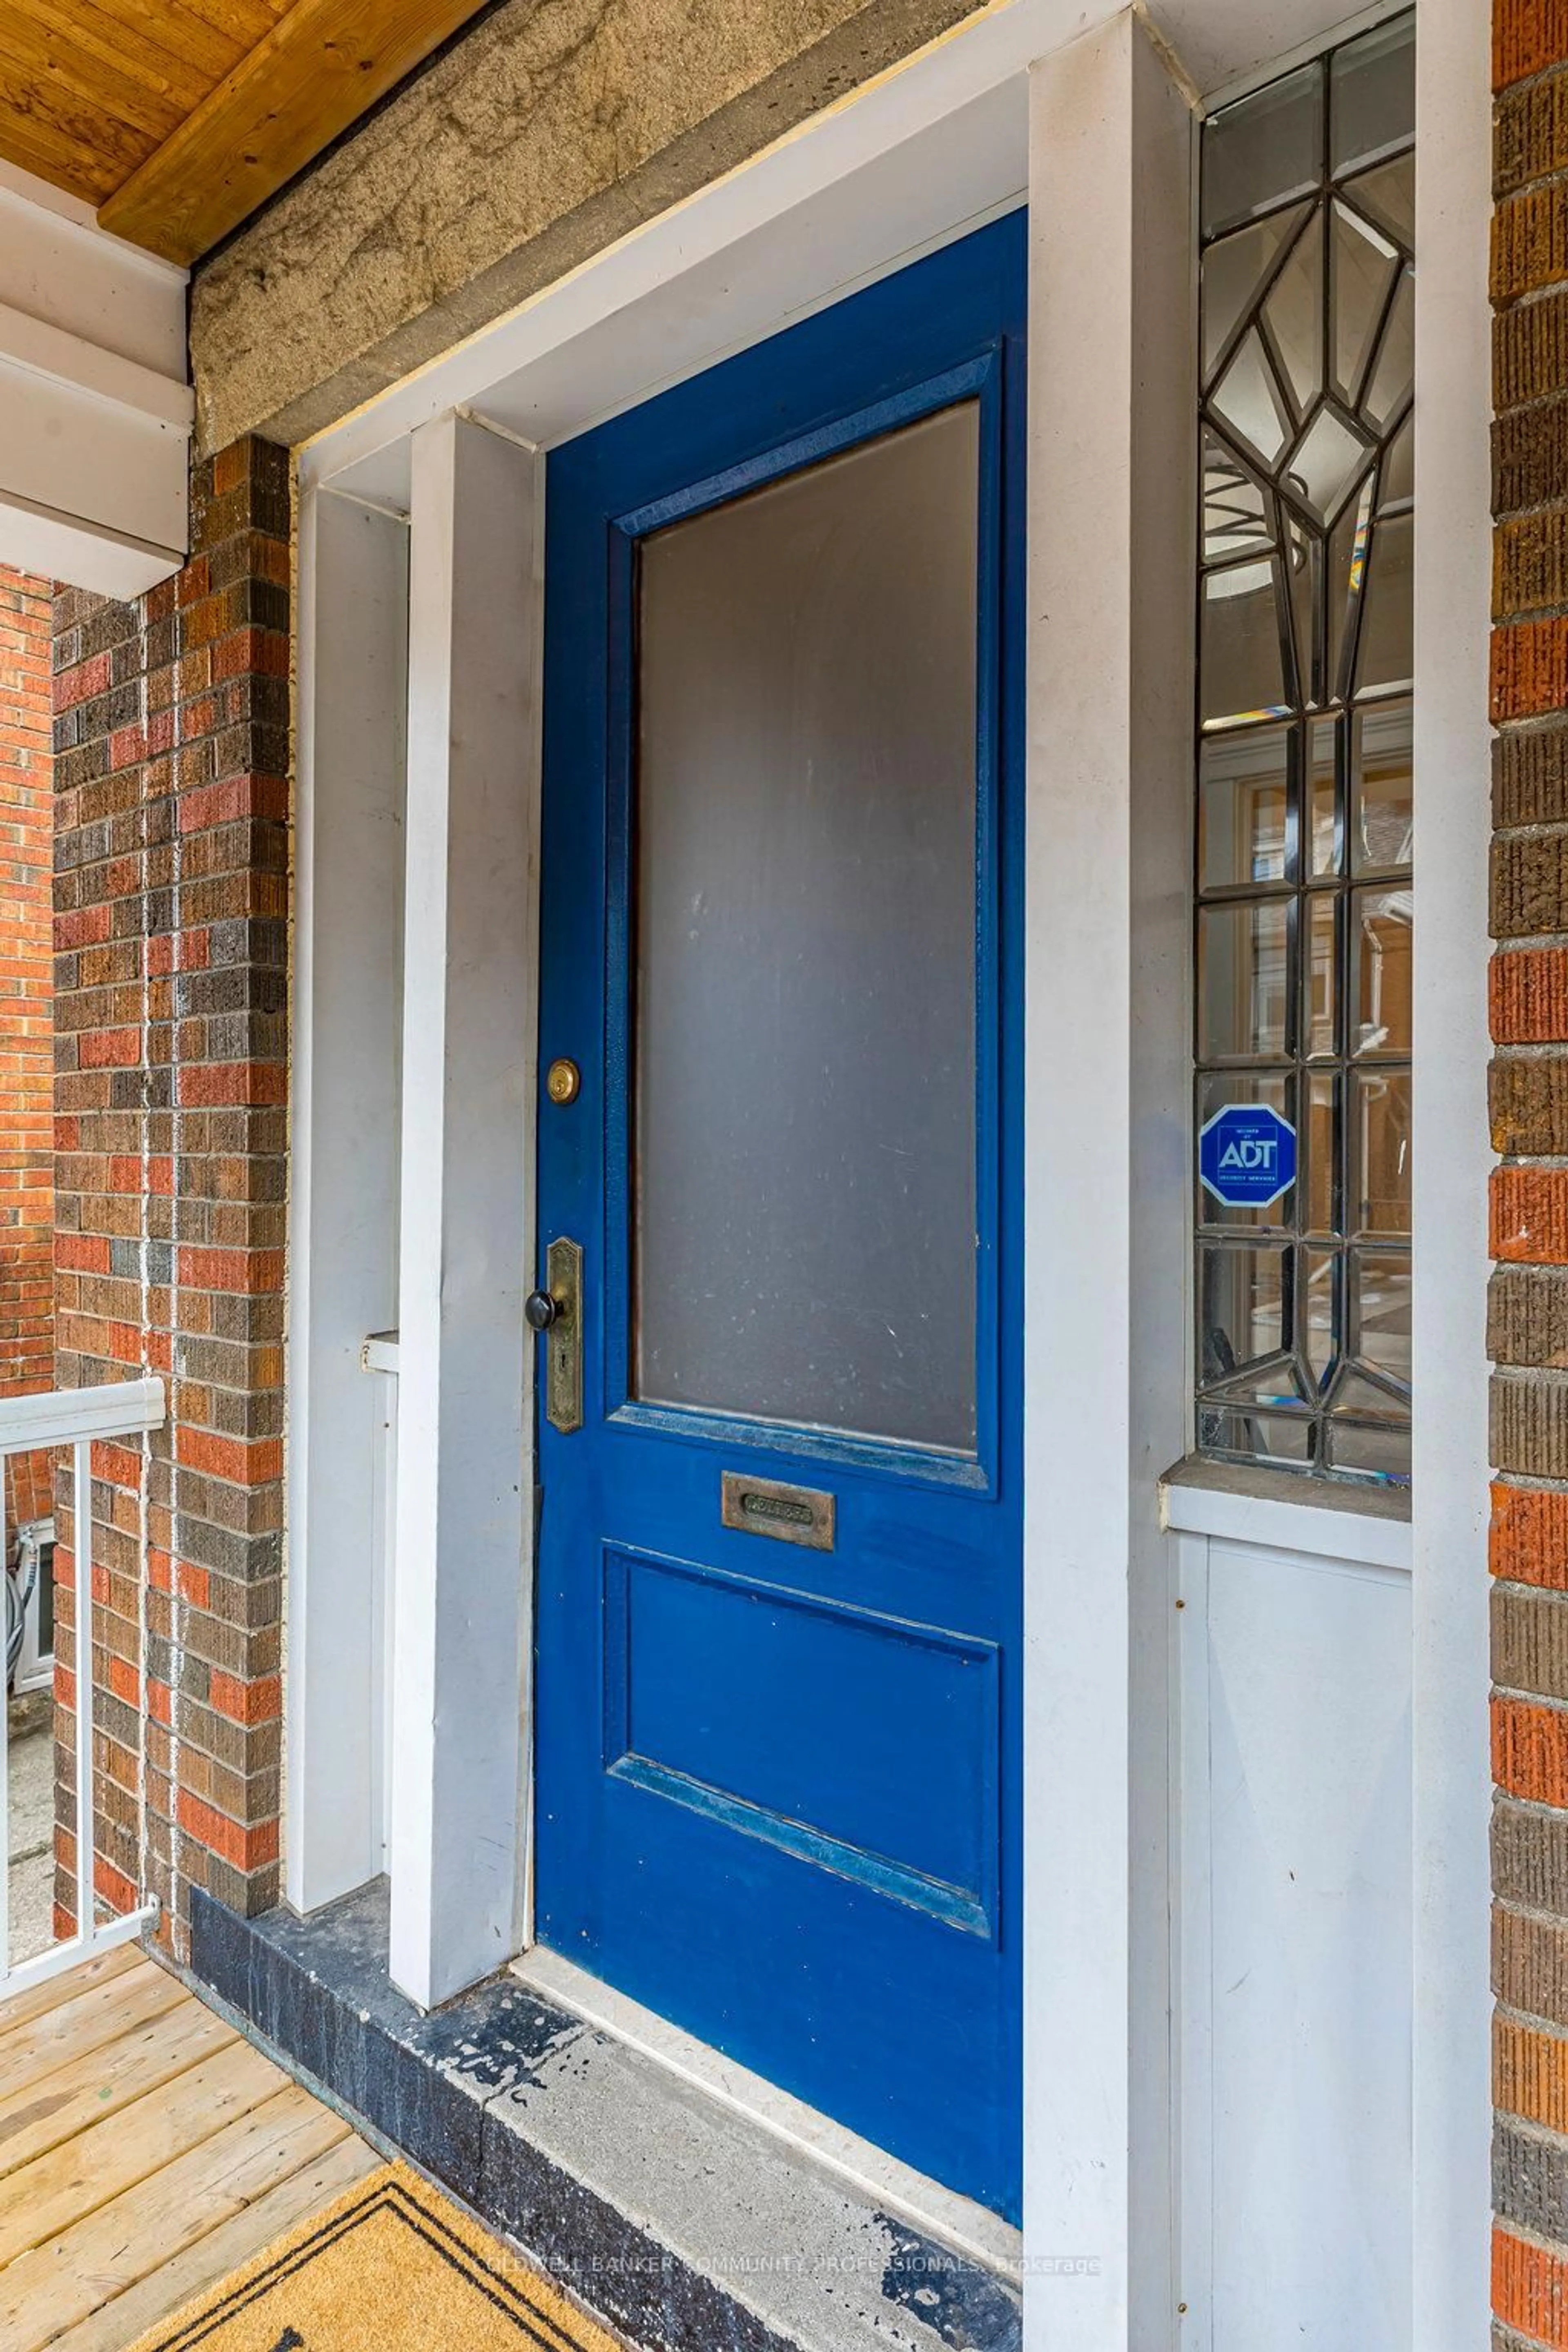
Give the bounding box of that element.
[1182,1536,1412,2350]
[286,486,409,1915]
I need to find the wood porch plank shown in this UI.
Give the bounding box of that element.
[46,2133,383,2352]
[0,1942,139,2037]
[0,2079,352,2351]
[0,2036,289,2263]
[0,1962,186,2103]
[0,1991,238,2180]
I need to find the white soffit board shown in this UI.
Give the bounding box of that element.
[0,490,188,604]
[0,162,192,595]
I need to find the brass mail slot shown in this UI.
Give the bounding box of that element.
[721,1471,835,1552]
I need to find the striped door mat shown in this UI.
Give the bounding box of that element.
[126,2164,625,2352]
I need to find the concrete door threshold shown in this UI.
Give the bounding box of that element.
[511,1946,1020,2282]
[188,1881,1022,2352]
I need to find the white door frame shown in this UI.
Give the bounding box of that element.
[285,0,1493,2340]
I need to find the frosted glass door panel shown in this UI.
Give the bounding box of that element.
[634,402,980,1452]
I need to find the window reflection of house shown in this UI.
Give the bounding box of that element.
[1193,15,1414,1483]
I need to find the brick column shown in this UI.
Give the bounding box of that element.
[1490,4,1568,2340]
[51,439,290,1953]
[0,565,55,1543]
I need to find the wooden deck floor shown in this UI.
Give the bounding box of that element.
[0,1941,378,2351]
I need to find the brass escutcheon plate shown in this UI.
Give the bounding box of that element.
[721,1470,835,1552]
[546,1058,581,1106]
[544,1236,583,1434]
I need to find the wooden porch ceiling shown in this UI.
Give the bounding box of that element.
[0,0,491,266]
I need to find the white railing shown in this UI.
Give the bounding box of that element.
[1,1376,165,1998]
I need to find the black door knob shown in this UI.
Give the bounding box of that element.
[525,1290,562,1333]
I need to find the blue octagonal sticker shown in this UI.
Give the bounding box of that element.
[1198,1102,1297,1209]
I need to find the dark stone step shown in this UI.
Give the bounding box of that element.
[189,1880,1022,2352]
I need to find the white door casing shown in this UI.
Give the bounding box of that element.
[285,0,1493,2339]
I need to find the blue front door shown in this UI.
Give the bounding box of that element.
[534,215,1026,2221]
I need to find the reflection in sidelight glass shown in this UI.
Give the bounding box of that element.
[633,403,980,1453]
[1352,1069,1412,1238]
[1200,560,1288,724]
[1194,12,1413,1483]
[1198,901,1290,1059]
[1200,62,1323,237]
[1198,727,1289,891]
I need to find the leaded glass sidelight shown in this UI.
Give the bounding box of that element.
[1194,13,1413,1485]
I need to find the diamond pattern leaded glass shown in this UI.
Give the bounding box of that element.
[1194,11,1413,1486]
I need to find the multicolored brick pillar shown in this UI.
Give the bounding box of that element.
[50,439,290,1953]
[1490,2,1568,2339]
[0,565,56,1545]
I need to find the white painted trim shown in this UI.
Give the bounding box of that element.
[515,1947,1024,2279]
[72,1439,92,1942]
[1174,1530,1215,2352]
[285,485,409,1917]
[0,300,194,426]
[0,1905,158,2003]
[0,1376,164,1449]
[1162,1479,1413,1572]
[1025,23,1194,2345]
[0,159,187,290]
[0,168,189,590]
[282,0,1494,2333]
[388,414,543,2009]
[0,161,101,232]
[1408,0,1494,2343]
[0,488,184,601]
[373,1367,399,1873]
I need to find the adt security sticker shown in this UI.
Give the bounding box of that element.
[1198,1102,1296,1209]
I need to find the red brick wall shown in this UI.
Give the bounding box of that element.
[0,565,55,1541]
[50,439,290,1949]
[1491,4,1568,2339]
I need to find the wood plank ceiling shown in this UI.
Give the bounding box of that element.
[0,0,490,266]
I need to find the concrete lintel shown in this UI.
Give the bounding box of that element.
[188,0,984,455]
